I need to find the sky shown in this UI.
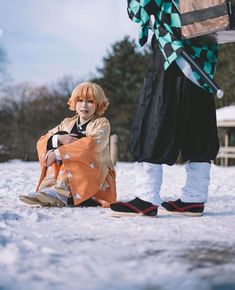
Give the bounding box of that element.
[0,0,139,86]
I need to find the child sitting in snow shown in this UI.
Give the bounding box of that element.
[20,82,116,207]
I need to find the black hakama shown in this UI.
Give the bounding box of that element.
[131,39,219,165]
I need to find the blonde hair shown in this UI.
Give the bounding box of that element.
[67,82,109,116]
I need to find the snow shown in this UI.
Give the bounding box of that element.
[0,161,235,290]
[216,105,235,122]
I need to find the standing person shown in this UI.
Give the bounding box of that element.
[20,82,116,207]
[110,0,219,217]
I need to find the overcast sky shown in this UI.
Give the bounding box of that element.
[0,0,140,85]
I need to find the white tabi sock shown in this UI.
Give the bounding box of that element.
[134,162,163,205]
[180,162,211,203]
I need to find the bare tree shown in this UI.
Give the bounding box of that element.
[0,45,8,89]
[0,80,75,161]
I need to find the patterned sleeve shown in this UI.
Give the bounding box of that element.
[127,0,162,46]
[127,0,219,93]
[86,118,111,153]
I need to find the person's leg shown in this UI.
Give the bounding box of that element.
[131,47,185,166]
[161,74,219,216]
[161,162,209,216]
[134,162,163,205]
[181,76,219,203]
[36,187,68,207]
[111,39,189,217]
[110,162,162,217]
[180,161,211,203]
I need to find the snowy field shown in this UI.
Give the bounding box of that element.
[0,161,235,290]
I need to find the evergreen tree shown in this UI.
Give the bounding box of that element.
[93,36,151,160]
[215,43,235,108]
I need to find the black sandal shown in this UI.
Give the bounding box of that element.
[110,197,158,217]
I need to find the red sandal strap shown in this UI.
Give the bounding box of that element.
[168,201,204,212]
[142,205,158,215]
[115,202,158,215]
[115,202,142,213]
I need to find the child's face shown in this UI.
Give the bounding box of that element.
[76,97,96,122]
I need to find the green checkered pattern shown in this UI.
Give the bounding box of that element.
[127,0,219,92]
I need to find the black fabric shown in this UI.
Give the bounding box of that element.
[110,197,158,216]
[68,197,100,207]
[47,131,68,151]
[131,40,219,165]
[46,119,89,151]
[161,199,204,214]
[70,120,88,137]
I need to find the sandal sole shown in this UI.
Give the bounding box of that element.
[110,210,157,218]
[158,207,203,217]
[36,192,66,207]
[19,195,46,206]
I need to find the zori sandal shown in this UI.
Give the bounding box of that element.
[110,197,158,217]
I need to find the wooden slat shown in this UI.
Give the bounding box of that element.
[217,146,235,159]
[217,153,235,158]
[218,147,235,153]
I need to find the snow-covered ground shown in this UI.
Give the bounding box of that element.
[0,161,235,290]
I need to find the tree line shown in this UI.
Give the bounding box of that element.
[0,38,235,162]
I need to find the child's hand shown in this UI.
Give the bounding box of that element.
[45,151,56,167]
[58,134,78,145]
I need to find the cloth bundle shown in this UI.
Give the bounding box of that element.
[180,0,235,43]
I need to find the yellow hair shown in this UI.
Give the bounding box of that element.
[67,82,109,116]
